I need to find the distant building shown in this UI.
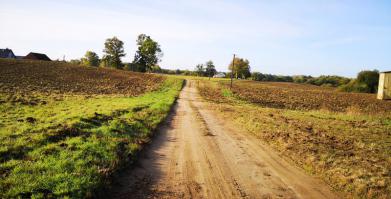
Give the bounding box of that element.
[24,52,51,61]
[0,48,16,59]
[377,71,391,100]
[213,72,226,78]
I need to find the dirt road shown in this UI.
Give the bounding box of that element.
[107,80,338,199]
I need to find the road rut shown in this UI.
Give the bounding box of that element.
[107,80,338,199]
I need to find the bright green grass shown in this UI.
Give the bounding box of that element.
[0,78,183,198]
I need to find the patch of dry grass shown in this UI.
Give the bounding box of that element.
[198,80,391,198]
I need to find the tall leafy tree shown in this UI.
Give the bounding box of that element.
[133,34,163,72]
[229,57,251,79]
[81,51,100,66]
[195,64,205,76]
[205,60,217,79]
[102,36,126,69]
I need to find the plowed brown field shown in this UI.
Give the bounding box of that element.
[0,59,164,96]
[198,79,391,198]
[223,81,391,114]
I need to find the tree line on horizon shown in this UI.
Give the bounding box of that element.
[66,35,379,94]
[161,64,379,94]
[165,57,379,94]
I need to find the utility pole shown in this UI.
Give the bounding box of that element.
[230,54,235,89]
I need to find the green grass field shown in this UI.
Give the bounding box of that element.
[0,76,183,198]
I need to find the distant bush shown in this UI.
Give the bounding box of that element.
[140,67,198,76]
[69,59,82,65]
[230,68,381,94]
[250,73,349,87]
[304,75,350,87]
[339,80,370,93]
[182,70,197,76]
[292,75,313,83]
[357,70,379,93]
[124,62,145,72]
[339,70,379,93]
[251,72,293,82]
[81,51,100,67]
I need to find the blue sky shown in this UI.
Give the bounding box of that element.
[1,0,390,77]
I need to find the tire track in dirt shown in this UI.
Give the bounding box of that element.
[105,80,338,199]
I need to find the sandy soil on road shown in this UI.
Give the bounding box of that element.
[106,80,338,199]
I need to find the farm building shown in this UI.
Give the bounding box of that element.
[213,72,226,78]
[377,71,391,100]
[0,48,16,59]
[24,52,51,61]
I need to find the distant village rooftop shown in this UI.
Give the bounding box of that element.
[0,48,16,59]
[24,52,51,61]
[0,49,51,61]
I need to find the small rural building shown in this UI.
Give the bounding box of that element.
[213,72,226,78]
[377,71,391,100]
[0,48,16,59]
[24,52,51,61]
